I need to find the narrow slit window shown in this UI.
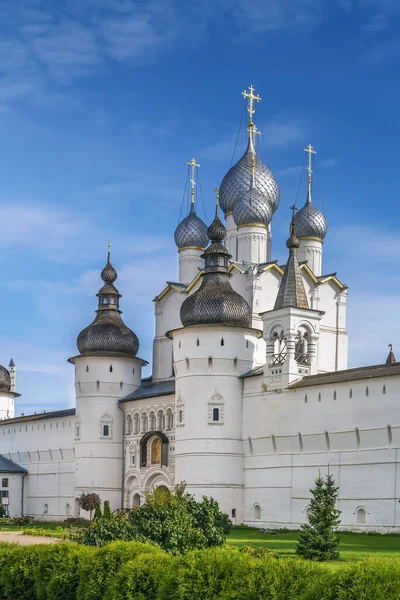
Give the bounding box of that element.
[212,408,219,422]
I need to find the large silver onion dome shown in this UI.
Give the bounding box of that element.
[174,204,208,249]
[219,138,280,215]
[293,192,327,240]
[180,210,251,328]
[77,253,139,356]
[0,366,10,392]
[232,184,272,227]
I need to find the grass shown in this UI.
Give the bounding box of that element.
[0,521,83,532]
[226,526,400,562]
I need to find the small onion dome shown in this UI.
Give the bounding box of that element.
[0,365,10,392]
[219,137,280,215]
[207,214,226,242]
[232,184,272,228]
[180,219,251,328]
[174,204,208,250]
[77,254,139,356]
[293,192,327,241]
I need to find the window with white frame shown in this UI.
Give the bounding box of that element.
[100,411,113,439]
[176,393,185,427]
[208,389,224,425]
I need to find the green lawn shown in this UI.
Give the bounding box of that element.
[226,526,400,562]
[0,522,80,532]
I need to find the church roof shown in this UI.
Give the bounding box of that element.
[289,362,400,389]
[0,455,27,474]
[0,408,76,425]
[120,379,175,402]
[274,216,308,310]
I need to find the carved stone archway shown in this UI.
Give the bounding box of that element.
[140,431,169,468]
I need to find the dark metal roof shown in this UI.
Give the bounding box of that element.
[120,379,175,402]
[0,366,10,393]
[0,408,76,425]
[0,455,26,474]
[293,190,327,240]
[289,363,400,389]
[274,221,308,311]
[240,366,264,379]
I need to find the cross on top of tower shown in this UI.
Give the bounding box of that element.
[242,84,262,127]
[304,143,317,176]
[186,157,200,204]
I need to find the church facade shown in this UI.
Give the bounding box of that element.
[0,87,399,531]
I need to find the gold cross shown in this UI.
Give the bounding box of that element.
[304,143,317,176]
[107,239,111,261]
[186,157,200,204]
[242,84,262,126]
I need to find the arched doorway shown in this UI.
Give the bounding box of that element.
[140,431,169,467]
[132,493,141,507]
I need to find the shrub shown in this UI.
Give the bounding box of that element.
[93,504,102,521]
[76,541,162,600]
[0,544,48,600]
[78,514,141,547]
[34,544,83,600]
[106,550,173,600]
[45,545,93,600]
[78,492,101,521]
[304,558,400,600]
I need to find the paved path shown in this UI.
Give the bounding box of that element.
[0,531,61,545]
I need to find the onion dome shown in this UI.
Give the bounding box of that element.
[232,181,273,228]
[180,205,252,328]
[77,249,139,356]
[0,366,10,392]
[174,203,208,250]
[219,135,280,215]
[293,190,327,241]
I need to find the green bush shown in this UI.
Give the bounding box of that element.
[45,545,93,600]
[34,544,83,600]
[0,544,47,600]
[304,558,400,600]
[103,501,112,520]
[77,541,162,600]
[93,504,102,521]
[107,552,174,600]
[78,514,141,547]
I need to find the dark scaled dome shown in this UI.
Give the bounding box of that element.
[0,366,10,392]
[233,184,273,228]
[174,204,208,250]
[77,252,139,356]
[219,137,280,215]
[293,192,327,240]
[180,207,251,328]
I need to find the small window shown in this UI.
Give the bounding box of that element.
[231,508,236,518]
[110,365,113,373]
[318,392,321,402]
[304,394,308,403]
[383,385,386,394]
[178,410,183,423]
[356,507,366,524]
[86,365,89,372]
[196,338,199,346]
[349,388,353,398]
[246,339,249,348]
[2,478,8,488]
[65,503,71,516]
[333,391,337,400]
[103,424,109,437]
[221,338,224,346]
[365,386,369,397]
[178,340,181,349]
[132,368,135,374]
[76,425,80,438]
[212,408,219,422]
[96,381,100,391]
[208,357,213,372]
[254,504,261,520]
[44,503,49,515]
[131,454,135,465]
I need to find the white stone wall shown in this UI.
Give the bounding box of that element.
[0,413,75,520]
[242,373,400,531]
[0,392,16,420]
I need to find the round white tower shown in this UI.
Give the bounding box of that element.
[174,158,208,284]
[69,247,146,514]
[169,207,262,521]
[293,145,327,277]
[0,359,19,420]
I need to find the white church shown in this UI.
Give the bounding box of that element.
[0,86,399,531]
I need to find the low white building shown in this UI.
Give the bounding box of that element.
[0,87,399,531]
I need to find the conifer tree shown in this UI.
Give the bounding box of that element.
[296,472,341,561]
[103,500,112,520]
[93,503,102,521]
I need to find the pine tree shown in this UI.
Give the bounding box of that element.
[296,473,341,561]
[93,503,102,521]
[103,500,112,520]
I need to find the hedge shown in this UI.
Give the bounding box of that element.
[0,541,399,600]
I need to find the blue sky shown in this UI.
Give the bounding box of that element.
[1,0,400,415]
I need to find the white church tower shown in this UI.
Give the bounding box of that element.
[219,85,280,264]
[170,201,261,522]
[69,245,145,514]
[0,359,19,420]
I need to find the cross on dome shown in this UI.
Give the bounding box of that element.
[242,84,262,128]
[186,157,200,205]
